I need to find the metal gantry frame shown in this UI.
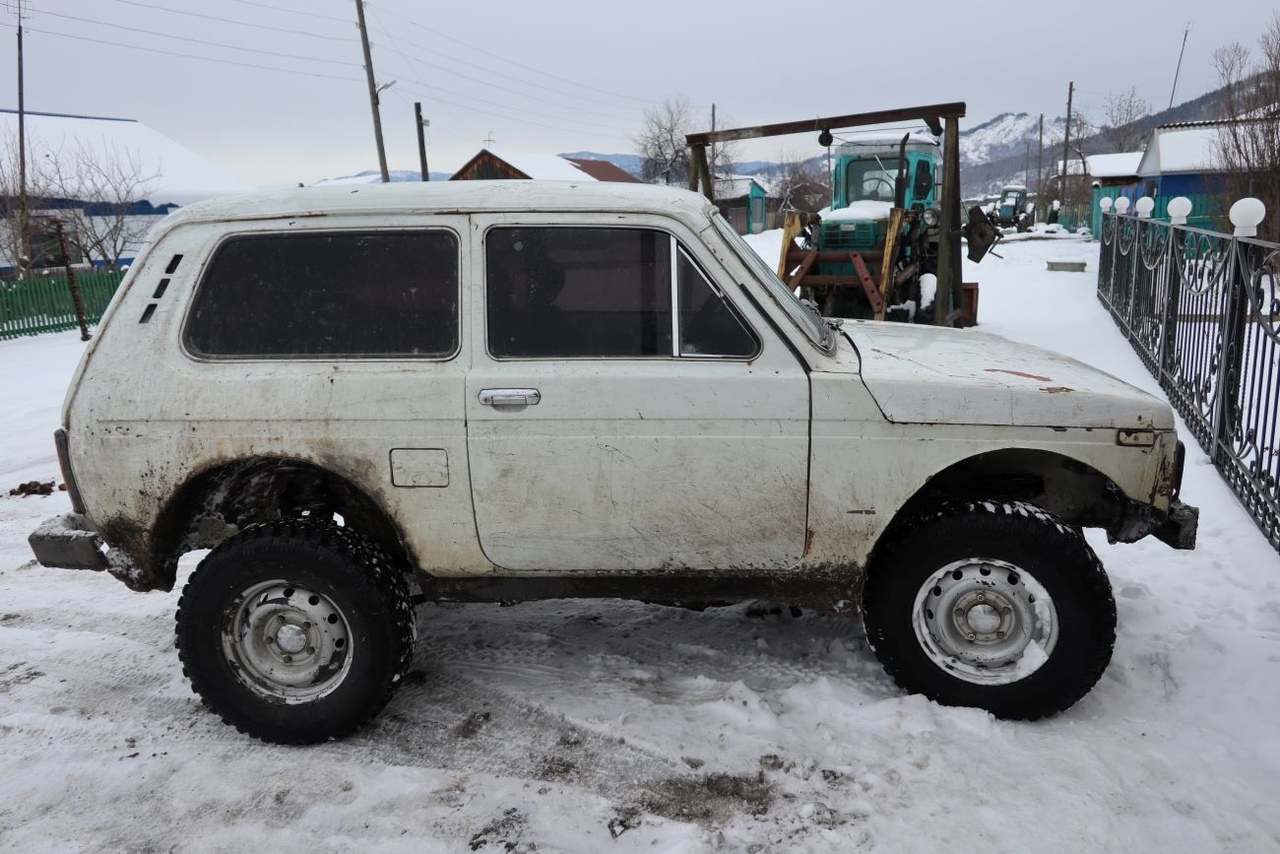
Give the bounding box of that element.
[686,102,966,325]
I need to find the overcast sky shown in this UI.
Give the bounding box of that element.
[0,0,1270,186]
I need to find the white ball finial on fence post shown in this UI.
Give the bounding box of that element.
[1135,197,1155,219]
[1229,198,1266,237]
[1099,197,1113,214]
[1114,197,1131,215]
[1167,196,1193,226]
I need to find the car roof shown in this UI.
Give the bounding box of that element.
[159,180,718,227]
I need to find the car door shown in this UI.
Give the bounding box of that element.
[464,215,810,572]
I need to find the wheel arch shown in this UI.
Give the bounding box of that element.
[144,456,414,592]
[870,447,1133,566]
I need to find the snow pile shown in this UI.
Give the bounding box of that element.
[2,234,1279,851]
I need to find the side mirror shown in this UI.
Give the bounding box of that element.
[913,162,934,200]
[962,206,1001,263]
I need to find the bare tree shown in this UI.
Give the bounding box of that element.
[635,96,694,185]
[1103,86,1152,151]
[770,148,829,215]
[0,131,54,276]
[703,106,739,181]
[1054,110,1096,222]
[48,140,161,270]
[2,132,161,274]
[1213,14,1280,240]
[635,96,739,187]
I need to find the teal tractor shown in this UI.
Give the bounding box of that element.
[804,133,944,321]
[991,184,1034,232]
[685,102,999,326]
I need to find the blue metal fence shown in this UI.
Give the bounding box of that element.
[1097,210,1280,553]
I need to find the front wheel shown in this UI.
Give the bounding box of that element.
[862,500,1116,719]
[175,521,416,743]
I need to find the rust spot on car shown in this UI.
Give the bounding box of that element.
[1039,386,1074,394]
[1152,450,1177,505]
[845,509,877,515]
[803,528,815,557]
[984,368,1053,382]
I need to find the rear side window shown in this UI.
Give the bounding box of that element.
[486,226,757,359]
[184,230,459,359]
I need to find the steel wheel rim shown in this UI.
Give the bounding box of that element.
[911,558,1059,685]
[222,579,353,703]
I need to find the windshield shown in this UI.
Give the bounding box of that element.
[709,212,832,350]
[845,160,896,202]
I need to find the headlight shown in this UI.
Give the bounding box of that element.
[921,208,940,228]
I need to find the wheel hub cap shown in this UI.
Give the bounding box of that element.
[222,581,353,703]
[912,559,1059,685]
[275,623,308,655]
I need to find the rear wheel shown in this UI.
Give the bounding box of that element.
[862,500,1116,719]
[175,521,415,743]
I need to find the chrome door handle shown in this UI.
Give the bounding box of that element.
[478,388,541,406]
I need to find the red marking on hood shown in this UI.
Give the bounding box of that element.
[985,368,1053,382]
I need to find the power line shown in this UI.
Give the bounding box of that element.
[366,19,642,119]
[26,21,637,143]
[108,0,353,43]
[33,7,362,67]
[371,36,640,124]
[387,79,637,143]
[368,3,658,107]
[223,0,353,25]
[26,25,362,81]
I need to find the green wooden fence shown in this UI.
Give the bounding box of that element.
[0,271,125,341]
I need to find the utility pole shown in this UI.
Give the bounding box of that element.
[353,0,390,183]
[1169,23,1192,110]
[16,0,29,272]
[710,103,716,177]
[1037,113,1044,206]
[1062,82,1074,207]
[414,102,429,181]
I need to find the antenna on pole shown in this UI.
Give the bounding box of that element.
[1169,22,1192,110]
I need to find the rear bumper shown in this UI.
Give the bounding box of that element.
[1154,500,1199,550]
[29,513,110,570]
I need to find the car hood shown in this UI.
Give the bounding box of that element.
[834,321,1174,429]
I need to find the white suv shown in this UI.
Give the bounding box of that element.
[30,181,1197,743]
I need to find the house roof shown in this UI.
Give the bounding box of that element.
[0,109,253,206]
[1086,152,1143,179]
[563,157,640,182]
[451,149,643,183]
[714,175,769,200]
[1137,124,1221,176]
[452,148,593,181]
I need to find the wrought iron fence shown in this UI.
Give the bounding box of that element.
[1097,209,1280,552]
[0,270,125,341]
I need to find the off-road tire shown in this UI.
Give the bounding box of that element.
[862,499,1116,719]
[175,521,416,743]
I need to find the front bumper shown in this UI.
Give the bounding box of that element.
[29,513,110,570]
[1154,499,1199,550]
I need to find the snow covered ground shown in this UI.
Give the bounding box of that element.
[2,231,1278,853]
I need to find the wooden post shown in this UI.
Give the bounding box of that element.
[876,208,905,320]
[690,145,714,200]
[415,102,429,181]
[935,115,962,325]
[52,219,91,341]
